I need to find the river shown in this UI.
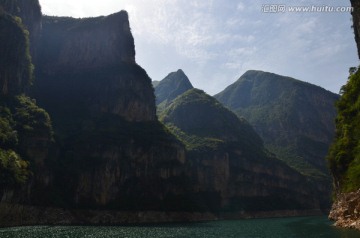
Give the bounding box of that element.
[0,216,359,237]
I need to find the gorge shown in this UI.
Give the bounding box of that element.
[0,0,355,229]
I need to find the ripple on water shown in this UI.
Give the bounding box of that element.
[0,216,359,238]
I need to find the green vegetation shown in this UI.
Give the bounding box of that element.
[215,70,338,179]
[0,7,53,190]
[154,69,193,106]
[160,88,264,157]
[328,67,360,192]
[0,11,33,95]
[0,95,53,189]
[164,123,224,151]
[268,146,328,179]
[13,95,53,137]
[0,149,29,187]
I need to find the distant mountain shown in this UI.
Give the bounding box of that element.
[215,70,338,181]
[160,88,262,151]
[152,80,160,87]
[160,88,326,213]
[154,69,193,111]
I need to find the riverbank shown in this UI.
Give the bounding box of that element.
[329,189,360,231]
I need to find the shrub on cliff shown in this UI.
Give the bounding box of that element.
[328,67,360,192]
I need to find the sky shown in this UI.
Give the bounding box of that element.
[39,0,359,95]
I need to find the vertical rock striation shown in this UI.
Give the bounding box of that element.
[32,12,188,211]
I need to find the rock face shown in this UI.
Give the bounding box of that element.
[0,0,53,204]
[329,189,360,230]
[35,14,155,122]
[31,12,189,211]
[160,88,323,213]
[37,13,135,72]
[327,1,360,231]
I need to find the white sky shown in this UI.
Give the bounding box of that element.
[39,0,358,95]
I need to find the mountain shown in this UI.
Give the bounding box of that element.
[328,0,360,230]
[160,88,325,214]
[154,69,193,112]
[0,2,192,225]
[215,70,338,181]
[31,12,191,212]
[152,80,160,87]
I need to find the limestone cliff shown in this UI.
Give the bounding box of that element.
[327,0,360,230]
[35,13,154,122]
[32,12,188,211]
[37,13,135,72]
[0,0,53,204]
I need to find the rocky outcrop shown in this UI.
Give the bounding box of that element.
[329,189,360,230]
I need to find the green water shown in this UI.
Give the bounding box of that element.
[0,216,359,238]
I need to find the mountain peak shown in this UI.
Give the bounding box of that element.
[154,69,194,106]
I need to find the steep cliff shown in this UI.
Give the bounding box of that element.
[327,1,360,230]
[0,1,53,204]
[160,88,323,213]
[35,13,154,122]
[32,12,189,211]
[328,66,360,229]
[37,13,135,72]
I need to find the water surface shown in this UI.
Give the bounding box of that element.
[1,216,359,238]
